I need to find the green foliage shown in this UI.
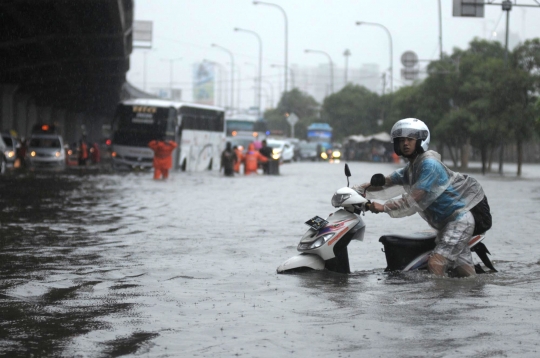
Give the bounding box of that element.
[263,37,540,173]
[263,88,319,138]
[320,84,381,140]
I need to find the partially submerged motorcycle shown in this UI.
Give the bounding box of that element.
[277,164,497,275]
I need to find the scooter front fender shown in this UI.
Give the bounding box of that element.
[277,253,325,273]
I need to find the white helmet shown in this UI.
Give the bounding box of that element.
[390,118,430,156]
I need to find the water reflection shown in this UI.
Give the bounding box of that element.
[0,172,140,357]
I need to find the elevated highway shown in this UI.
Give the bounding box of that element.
[0,0,134,144]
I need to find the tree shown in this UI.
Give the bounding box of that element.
[320,84,380,140]
[264,88,319,138]
[512,39,540,175]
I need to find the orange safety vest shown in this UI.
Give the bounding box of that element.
[79,142,88,159]
[243,144,267,175]
[148,140,178,169]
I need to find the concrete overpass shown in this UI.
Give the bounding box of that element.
[0,0,134,144]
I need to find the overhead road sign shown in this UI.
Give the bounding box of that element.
[453,0,485,17]
[133,20,153,49]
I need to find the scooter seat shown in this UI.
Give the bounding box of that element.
[380,233,436,243]
[379,234,436,250]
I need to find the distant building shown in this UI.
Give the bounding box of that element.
[291,63,381,103]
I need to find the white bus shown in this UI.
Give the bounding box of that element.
[111,99,225,171]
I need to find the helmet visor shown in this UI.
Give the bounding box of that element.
[391,128,428,142]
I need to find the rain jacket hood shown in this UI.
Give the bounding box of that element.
[365,150,485,230]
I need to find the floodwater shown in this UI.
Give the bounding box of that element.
[1,161,540,357]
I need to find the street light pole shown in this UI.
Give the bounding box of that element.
[143,51,148,91]
[438,0,443,60]
[305,49,334,94]
[502,0,512,67]
[234,27,263,119]
[262,80,274,108]
[356,21,393,92]
[161,57,182,99]
[343,49,351,85]
[244,62,258,109]
[253,1,288,93]
[270,64,295,92]
[211,43,235,112]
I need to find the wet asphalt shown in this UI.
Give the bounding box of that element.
[1,162,540,357]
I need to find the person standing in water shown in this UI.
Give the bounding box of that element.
[148,137,178,180]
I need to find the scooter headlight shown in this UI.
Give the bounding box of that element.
[331,193,351,207]
[299,233,335,250]
[310,233,335,249]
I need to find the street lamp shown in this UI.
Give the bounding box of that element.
[356,21,393,92]
[211,43,235,111]
[160,57,182,100]
[234,27,262,119]
[253,1,288,92]
[305,49,334,94]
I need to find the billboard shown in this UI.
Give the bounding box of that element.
[193,62,215,105]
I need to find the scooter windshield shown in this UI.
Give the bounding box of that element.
[331,193,351,207]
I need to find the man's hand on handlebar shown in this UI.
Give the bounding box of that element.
[366,202,384,214]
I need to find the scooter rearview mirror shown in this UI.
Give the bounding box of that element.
[344,163,351,187]
[370,173,386,187]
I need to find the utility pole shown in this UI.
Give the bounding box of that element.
[502,0,512,67]
[438,0,443,60]
[343,49,351,85]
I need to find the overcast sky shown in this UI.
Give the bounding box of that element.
[127,0,540,106]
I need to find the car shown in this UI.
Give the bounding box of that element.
[0,135,7,175]
[1,133,20,169]
[297,141,319,161]
[266,139,294,163]
[26,133,66,171]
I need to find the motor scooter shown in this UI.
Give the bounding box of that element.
[276,164,497,275]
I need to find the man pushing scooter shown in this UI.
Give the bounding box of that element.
[353,118,492,278]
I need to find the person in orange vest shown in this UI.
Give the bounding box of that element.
[148,138,178,180]
[243,143,268,175]
[90,142,101,164]
[233,145,243,174]
[78,137,89,166]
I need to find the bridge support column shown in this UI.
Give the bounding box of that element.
[0,85,19,133]
[52,108,67,135]
[14,93,31,138]
[26,101,38,136]
[63,111,79,147]
[85,115,105,143]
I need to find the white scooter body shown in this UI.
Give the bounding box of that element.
[277,187,369,274]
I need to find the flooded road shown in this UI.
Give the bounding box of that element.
[1,162,540,357]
